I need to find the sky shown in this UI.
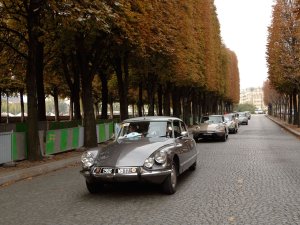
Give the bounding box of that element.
[214,0,275,89]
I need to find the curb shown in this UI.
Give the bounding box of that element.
[266,115,300,138]
[0,156,81,186]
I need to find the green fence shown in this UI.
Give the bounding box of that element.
[45,126,84,155]
[45,122,114,155]
[1,122,115,162]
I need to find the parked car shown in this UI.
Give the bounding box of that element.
[238,112,248,125]
[191,115,229,142]
[224,113,239,134]
[254,109,264,114]
[80,116,198,195]
[245,111,251,120]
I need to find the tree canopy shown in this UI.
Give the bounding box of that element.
[0,0,240,159]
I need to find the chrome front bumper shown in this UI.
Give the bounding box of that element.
[80,166,172,184]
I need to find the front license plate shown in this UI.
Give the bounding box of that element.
[203,133,212,136]
[102,168,113,174]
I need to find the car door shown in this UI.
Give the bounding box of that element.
[173,120,195,173]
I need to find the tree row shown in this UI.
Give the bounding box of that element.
[266,0,300,127]
[0,0,240,160]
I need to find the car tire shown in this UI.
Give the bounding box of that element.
[162,162,178,195]
[189,161,197,171]
[193,135,199,143]
[86,180,103,194]
[221,133,227,142]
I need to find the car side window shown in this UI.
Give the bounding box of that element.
[166,122,173,138]
[180,121,187,132]
[173,120,181,138]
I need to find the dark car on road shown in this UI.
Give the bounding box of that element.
[80,116,198,195]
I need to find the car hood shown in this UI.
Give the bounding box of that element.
[94,138,174,167]
[193,123,220,132]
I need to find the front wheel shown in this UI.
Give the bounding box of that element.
[162,162,178,195]
[222,133,227,142]
[193,135,199,143]
[86,180,103,194]
[189,161,197,171]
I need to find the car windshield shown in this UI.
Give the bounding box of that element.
[224,117,230,122]
[117,121,172,139]
[224,115,233,121]
[201,116,223,124]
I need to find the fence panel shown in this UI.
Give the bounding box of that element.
[45,126,84,155]
[12,132,26,161]
[96,122,114,143]
[0,132,12,164]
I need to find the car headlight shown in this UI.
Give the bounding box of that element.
[81,150,98,168]
[154,150,167,164]
[144,157,154,168]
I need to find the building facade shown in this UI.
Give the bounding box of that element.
[240,87,266,110]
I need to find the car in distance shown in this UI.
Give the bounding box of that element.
[192,115,229,142]
[224,113,239,134]
[238,112,249,125]
[80,116,198,195]
[245,111,251,120]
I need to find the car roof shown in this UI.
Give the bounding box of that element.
[123,116,182,123]
[206,115,223,117]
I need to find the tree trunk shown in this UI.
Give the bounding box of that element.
[192,90,199,124]
[172,86,180,118]
[163,87,171,116]
[69,96,73,121]
[146,73,156,116]
[81,75,97,147]
[99,73,108,119]
[20,89,25,122]
[63,52,81,121]
[76,35,97,148]
[71,54,82,120]
[182,88,192,125]
[292,90,298,125]
[298,92,300,128]
[25,0,46,161]
[289,94,293,124]
[109,98,114,119]
[94,102,99,117]
[53,87,59,121]
[114,54,128,121]
[157,84,163,116]
[36,41,46,121]
[138,81,143,116]
[0,88,2,123]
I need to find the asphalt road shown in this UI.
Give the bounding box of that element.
[1,115,300,225]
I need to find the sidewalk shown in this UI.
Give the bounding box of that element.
[1,117,299,188]
[0,141,110,187]
[0,149,83,187]
[266,115,300,138]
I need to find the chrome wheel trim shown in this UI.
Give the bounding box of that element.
[170,164,177,188]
